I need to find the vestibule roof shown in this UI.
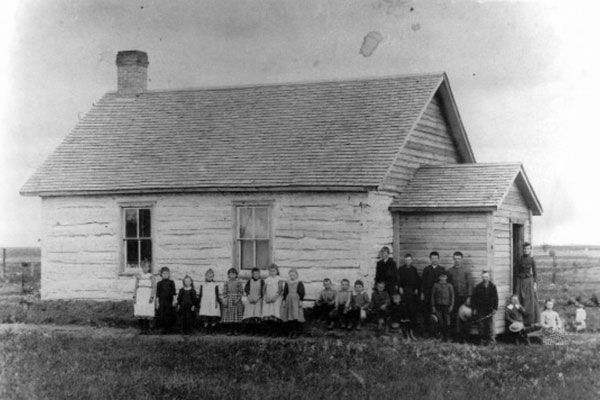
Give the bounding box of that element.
[389,163,543,215]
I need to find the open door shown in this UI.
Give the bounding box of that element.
[511,223,524,293]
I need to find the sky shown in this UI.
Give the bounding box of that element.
[1,0,599,247]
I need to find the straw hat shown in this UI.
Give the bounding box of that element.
[429,313,439,324]
[458,304,473,322]
[509,321,524,332]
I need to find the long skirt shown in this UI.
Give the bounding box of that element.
[540,328,567,345]
[134,286,155,318]
[517,276,539,325]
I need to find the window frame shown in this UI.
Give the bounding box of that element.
[119,201,156,276]
[232,200,274,271]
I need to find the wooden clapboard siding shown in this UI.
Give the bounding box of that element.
[492,182,532,332]
[381,95,461,193]
[358,191,395,288]
[397,212,488,275]
[41,191,388,301]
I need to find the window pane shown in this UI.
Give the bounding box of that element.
[126,240,139,269]
[239,207,253,239]
[255,207,269,239]
[140,239,152,265]
[256,240,270,269]
[240,240,255,269]
[139,209,151,238]
[125,209,138,238]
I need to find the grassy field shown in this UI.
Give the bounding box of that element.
[1,330,599,400]
[0,245,599,399]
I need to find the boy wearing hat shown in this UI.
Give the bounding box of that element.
[421,251,446,336]
[472,270,498,345]
[447,251,473,342]
[431,273,454,341]
[506,294,530,345]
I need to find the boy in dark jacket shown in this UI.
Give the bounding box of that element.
[431,273,454,341]
[370,281,390,331]
[397,254,421,332]
[374,246,398,296]
[421,251,446,336]
[388,292,414,340]
[156,267,177,334]
[472,270,498,345]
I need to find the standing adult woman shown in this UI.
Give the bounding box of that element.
[516,242,539,326]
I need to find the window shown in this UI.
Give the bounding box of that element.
[235,205,271,270]
[122,208,152,271]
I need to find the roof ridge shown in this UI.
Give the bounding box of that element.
[104,72,446,95]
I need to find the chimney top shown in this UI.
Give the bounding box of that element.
[116,50,148,96]
[116,50,149,67]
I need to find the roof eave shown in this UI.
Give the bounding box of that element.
[514,167,543,216]
[20,185,376,197]
[389,206,497,213]
[437,74,476,163]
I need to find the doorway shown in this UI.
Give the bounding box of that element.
[511,223,524,293]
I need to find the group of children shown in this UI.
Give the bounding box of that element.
[313,279,415,338]
[133,263,306,337]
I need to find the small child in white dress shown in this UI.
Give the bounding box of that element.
[133,260,155,334]
[198,269,221,333]
[575,301,587,332]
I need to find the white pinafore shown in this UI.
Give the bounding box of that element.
[199,281,221,317]
[134,272,155,318]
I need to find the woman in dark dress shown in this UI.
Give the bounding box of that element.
[516,243,539,326]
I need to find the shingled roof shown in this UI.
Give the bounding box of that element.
[21,73,474,196]
[389,163,543,215]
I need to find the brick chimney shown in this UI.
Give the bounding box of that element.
[116,50,148,96]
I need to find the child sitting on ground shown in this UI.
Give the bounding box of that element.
[505,294,530,345]
[334,279,352,329]
[349,280,370,331]
[314,278,337,330]
[388,292,414,340]
[574,301,587,332]
[370,281,390,331]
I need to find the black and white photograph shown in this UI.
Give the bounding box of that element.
[1,0,599,399]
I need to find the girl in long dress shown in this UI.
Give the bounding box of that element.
[221,268,244,335]
[281,268,305,338]
[198,268,221,333]
[540,299,566,345]
[133,260,156,334]
[242,267,264,334]
[262,263,283,336]
[516,242,539,326]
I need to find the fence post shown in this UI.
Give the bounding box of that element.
[2,248,5,280]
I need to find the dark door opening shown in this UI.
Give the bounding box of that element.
[511,223,524,293]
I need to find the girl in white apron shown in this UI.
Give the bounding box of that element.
[133,261,156,334]
[198,268,221,333]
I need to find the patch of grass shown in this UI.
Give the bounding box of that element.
[0,294,134,328]
[0,332,599,400]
